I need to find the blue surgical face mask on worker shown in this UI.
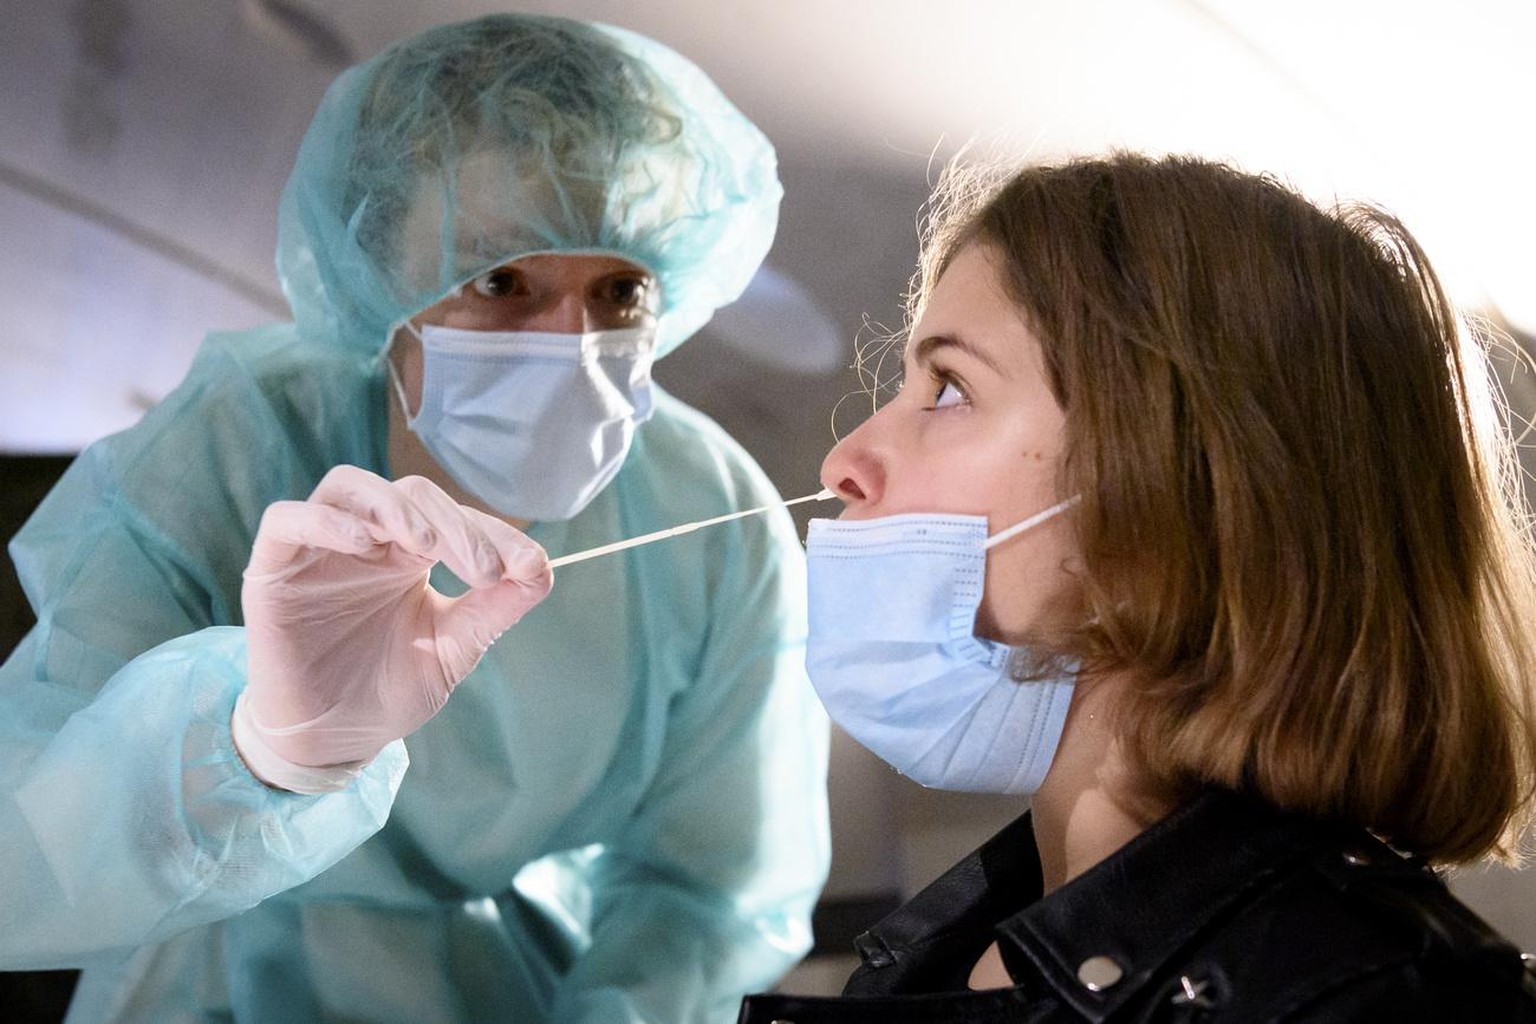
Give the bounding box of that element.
[391,321,658,521]
[804,498,1079,795]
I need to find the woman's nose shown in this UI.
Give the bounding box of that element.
[819,414,885,508]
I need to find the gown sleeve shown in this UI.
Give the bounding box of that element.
[0,340,407,969]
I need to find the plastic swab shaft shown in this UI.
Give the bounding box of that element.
[548,489,837,568]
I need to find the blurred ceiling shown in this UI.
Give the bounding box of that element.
[1,0,1532,453]
[303,0,1536,322]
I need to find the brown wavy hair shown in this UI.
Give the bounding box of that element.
[914,153,1536,864]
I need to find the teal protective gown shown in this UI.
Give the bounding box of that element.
[0,14,830,1023]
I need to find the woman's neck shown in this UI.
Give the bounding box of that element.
[969,671,1167,990]
[1028,672,1166,894]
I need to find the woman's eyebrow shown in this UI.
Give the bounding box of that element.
[907,333,1006,376]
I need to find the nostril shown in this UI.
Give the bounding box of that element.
[837,478,866,501]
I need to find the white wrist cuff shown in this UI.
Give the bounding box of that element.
[231,689,369,794]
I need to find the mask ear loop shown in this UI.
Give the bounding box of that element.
[385,320,427,424]
[983,494,1082,550]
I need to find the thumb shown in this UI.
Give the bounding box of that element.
[438,568,554,655]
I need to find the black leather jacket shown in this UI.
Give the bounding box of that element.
[740,789,1536,1022]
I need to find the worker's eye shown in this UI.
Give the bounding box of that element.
[602,274,653,310]
[472,267,525,298]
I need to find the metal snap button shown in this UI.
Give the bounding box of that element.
[1077,954,1124,991]
[1342,848,1372,866]
[1171,974,1216,1008]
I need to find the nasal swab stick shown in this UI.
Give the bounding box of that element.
[548,489,838,568]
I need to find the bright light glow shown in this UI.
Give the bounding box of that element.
[0,185,273,453]
[1173,0,1536,333]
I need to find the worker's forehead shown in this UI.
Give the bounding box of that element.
[396,151,608,289]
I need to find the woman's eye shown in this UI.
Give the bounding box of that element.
[932,378,966,409]
[472,268,522,298]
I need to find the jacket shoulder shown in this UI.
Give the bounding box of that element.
[1199,843,1536,1022]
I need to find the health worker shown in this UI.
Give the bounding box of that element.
[0,14,830,1024]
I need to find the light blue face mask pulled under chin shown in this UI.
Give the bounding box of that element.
[393,323,657,522]
[804,497,1080,795]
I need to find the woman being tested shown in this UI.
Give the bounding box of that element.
[742,154,1536,1020]
[0,13,829,1023]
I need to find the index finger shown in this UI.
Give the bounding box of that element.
[308,465,441,554]
[246,500,375,578]
[393,476,547,586]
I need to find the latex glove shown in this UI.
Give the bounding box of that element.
[233,466,553,793]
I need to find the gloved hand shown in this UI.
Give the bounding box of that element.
[233,466,553,793]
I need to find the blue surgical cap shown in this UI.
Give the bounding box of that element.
[276,14,781,358]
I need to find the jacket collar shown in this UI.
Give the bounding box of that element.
[1008,789,1367,1018]
[856,788,1372,1019]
